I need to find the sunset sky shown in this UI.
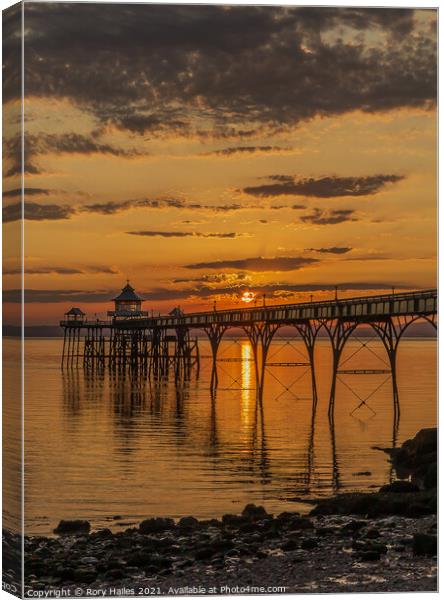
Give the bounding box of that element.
[3,3,437,325]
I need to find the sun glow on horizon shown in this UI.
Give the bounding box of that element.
[241,291,256,304]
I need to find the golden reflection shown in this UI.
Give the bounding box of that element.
[240,341,255,434]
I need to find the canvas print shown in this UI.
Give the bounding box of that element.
[2,1,437,597]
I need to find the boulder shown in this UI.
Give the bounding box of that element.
[53,520,91,535]
[277,511,300,522]
[391,429,437,486]
[139,517,175,534]
[242,504,270,521]
[311,489,436,518]
[222,514,247,527]
[178,516,199,530]
[379,480,419,494]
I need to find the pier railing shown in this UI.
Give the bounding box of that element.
[116,288,437,329]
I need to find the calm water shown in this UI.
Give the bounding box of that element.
[5,336,437,536]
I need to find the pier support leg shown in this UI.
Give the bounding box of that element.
[295,321,321,409]
[204,324,227,390]
[243,323,280,399]
[370,317,411,425]
[174,327,193,382]
[61,329,67,367]
[324,319,357,420]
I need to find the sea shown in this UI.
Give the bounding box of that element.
[3,335,437,537]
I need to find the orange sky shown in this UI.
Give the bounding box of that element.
[2,5,437,325]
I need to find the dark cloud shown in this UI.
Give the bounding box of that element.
[244,175,404,198]
[3,195,281,223]
[3,133,143,177]
[80,198,183,215]
[3,133,44,178]
[3,187,53,198]
[3,201,75,223]
[3,3,21,106]
[80,199,247,215]
[4,289,113,303]
[202,146,292,157]
[87,266,120,274]
[127,230,241,239]
[10,5,435,137]
[187,203,244,212]
[306,246,352,254]
[300,208,357,225]
[6,267,83,275]
[292,204,306,210]
[185,256,319,272]
[4,265,119,275]
[173,273,250,284]
[267,175,295,183]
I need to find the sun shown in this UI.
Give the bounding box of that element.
[241,291,255,304]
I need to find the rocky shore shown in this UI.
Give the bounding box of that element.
[5,428,437,595]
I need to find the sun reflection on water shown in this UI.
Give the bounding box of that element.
[240,341,255,435]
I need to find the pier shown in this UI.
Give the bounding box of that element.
[60,285,437,417]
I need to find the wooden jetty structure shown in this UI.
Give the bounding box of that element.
[61,284,437,416]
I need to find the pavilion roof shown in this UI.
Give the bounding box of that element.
[65,307,85,316]
[113,282,143,302]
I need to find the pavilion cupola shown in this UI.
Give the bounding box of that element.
[111,281,144,317]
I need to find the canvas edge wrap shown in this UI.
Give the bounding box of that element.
[3,1,24,597]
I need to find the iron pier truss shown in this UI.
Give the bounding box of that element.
[61,289,437,420]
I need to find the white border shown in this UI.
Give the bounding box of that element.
[0,2,439,600]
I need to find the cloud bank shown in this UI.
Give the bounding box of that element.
[185,256,319,272]
[3,5,434,138]
[244,175,404,198]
